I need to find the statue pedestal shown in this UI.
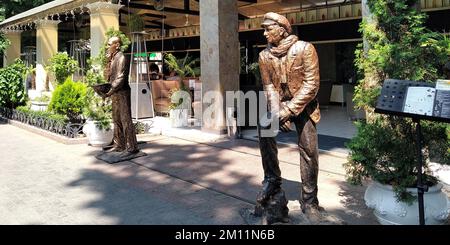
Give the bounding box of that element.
[241,190,290,225]
[96,150,146,164]
[240,199,345,225]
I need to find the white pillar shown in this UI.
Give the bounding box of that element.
[35,19,60,92]
[87,2,121,58]
[2,30,22,67]
[200,0,240,134]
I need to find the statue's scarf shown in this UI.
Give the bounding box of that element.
[268,35,298,58]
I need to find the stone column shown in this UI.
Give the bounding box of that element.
[87,2,121,58]
[35,19,60,92]
[2,30,22,67]
[361,0,373,53]
[200,0,240,134]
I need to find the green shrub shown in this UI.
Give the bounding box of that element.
[0,59,27,109]
[47,52,79,85]
[49,78,87,122]
[346,0,450,204]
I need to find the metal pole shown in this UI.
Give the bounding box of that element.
[135,33,140,121]
[413,118,427,225]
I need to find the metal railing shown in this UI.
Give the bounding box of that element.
[0,107,84,138]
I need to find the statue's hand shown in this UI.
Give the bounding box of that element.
[278,107,291,124]
[279,121,291,132]
[104,90,113,98]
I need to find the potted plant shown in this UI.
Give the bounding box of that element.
[344,0,450,225]
[82,70,113,147]
[164,53,199,127]
[46,52,79,87]
[164,53,200,84]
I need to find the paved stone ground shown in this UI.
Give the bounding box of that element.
[0,121,379,225]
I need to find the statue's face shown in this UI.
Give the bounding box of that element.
[263,24,284,46]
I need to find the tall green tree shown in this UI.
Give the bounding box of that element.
[1,0,53,19]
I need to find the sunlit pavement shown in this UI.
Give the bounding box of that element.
[0,122,379,224]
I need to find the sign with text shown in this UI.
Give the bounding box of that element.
[375,79,450,123]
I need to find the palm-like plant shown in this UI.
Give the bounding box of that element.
[164,53,200,81]
[164,53,200,111]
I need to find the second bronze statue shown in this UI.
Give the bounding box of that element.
[255,12,323,224]
[103,36,139,154]
[95,36,146,164]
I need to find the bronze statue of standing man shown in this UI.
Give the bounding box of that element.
[103,36,139,155]
[256,12,322,223]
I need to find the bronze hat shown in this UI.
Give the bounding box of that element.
[261,12,292,34]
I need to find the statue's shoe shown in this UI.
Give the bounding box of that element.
[256,181,281,204]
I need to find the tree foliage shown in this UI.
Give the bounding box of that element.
[1,0,53,19]
[0,59,27,109]
[345,0,450,204]
[0,32,11,54]
[90,28,131,69]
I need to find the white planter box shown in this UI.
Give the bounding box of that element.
[30,101,49,111]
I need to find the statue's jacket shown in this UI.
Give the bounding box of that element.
[108,51,131,95]
[259,40,321,123]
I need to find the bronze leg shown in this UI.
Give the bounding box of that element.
[122,90,138,152]
[112,94,125,151]
[294,114,319,209]
[257,122,282,203]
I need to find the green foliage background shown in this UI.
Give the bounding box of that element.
[92,28,131,69]
[345,0,450,204]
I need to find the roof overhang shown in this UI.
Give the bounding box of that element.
[0,0,105,29]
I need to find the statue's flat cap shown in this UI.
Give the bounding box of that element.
[261,12,292,34]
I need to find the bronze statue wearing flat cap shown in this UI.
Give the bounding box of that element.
[256,12,322,223]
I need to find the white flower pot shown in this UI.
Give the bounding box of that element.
[83,120,114,147]
[364,181,450,225]
[30,101,49,111]
[170,109,188,128]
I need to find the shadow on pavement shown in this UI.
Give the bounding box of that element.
[71,137,377,225]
